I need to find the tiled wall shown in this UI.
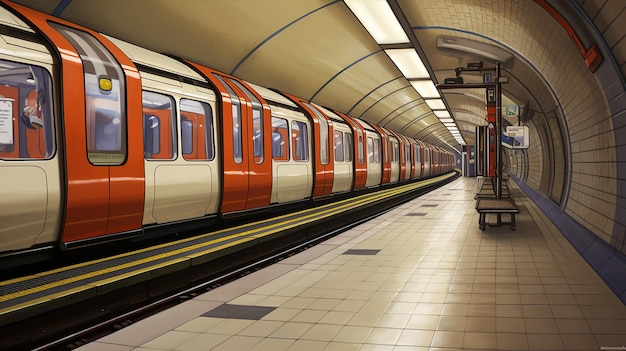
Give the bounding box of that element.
[578,0,626,258]
[510,0,626,301]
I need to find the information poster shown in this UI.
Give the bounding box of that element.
[0,99,13,145]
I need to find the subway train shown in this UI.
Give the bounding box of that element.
[0,2,455,262]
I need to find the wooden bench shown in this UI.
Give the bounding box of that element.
[476,198,520,230]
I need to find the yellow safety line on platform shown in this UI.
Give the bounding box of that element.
[0,173,453,305]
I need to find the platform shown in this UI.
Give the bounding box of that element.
[78,177,626,351]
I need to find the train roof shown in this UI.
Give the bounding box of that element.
[103,34,208,83]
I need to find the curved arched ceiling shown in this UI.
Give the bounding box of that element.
[10,0,594,152]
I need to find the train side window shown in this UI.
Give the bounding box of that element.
[333,130,344,162]
[357,131,364,164]
[50,22,126,165]
[303,102,329,165]
[0,62,55,160]
[374,138,381,163]
[392,141,398,162]
[181,119,193,156]
[317,116,329,164]
[344,132,353,162]
[143,115,160,158]
[214,75,242,164]
[228,79,263,163]
[180,99,215,161]
[271,117,288,161]
[142,91,176,160]
[414,144,421,164]
[291,120,309,161]
[367,137,374,162]
[405,144,411,163]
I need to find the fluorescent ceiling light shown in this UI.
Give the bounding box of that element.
[344,0,409,44]
[439,118,454,123]
[386,49,429,78]
[410,80,439,99]
[425,99,446,110]
[434,110,450,118]
[437,36,513,62]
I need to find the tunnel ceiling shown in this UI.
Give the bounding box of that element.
[10,0,590,151]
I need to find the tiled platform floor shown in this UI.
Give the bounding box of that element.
[78,177,626,351]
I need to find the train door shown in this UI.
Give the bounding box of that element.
[402,137,412,180]
[371,125,391,184]
[0,14,61,252]
[11,6,147,249]
[279,92,334,199]
[417,141,426,178]
[365,131,382,187]
[335,111,367,190]
[313,105,353,194]
[389,135,400,184]
[301,101,333,198]
[186,63,272,214]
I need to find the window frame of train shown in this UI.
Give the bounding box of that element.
[333,130,354,163]
[180,98,215,161]
[302,102,330,165]
[227,78,264,164]
[141,90,177,160]
[291,120,309,162]
[334,130,344,162]
[0,60,55,160]
[271,116,289,161]
[213,74,243,164]
[367,136,381,163]
[50,22,127,165]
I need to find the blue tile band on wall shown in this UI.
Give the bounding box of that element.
[511,175,626,304]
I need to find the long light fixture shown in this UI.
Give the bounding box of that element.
[425,99,446,110]
[345,0,465,146]
[410,80,439,99]
[344,0,409,44]
[385,49,429,79]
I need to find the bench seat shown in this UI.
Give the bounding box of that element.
[476,198,520,230]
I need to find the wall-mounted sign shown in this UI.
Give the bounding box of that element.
[502,125,529,149]
[506,105,518,116]
[0,99,14,145]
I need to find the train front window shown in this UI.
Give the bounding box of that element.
[50,22,126,165]
[0,62,54,160]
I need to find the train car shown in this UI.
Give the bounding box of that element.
[104,35,222,230]
[399,134,413,181]
[245,84,315,204]
[0,1,457,263]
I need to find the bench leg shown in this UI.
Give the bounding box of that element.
[511,213,516,230]
[479,213,486,230]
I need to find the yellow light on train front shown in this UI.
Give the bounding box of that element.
[99,77,112,91]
